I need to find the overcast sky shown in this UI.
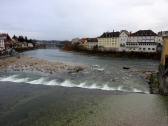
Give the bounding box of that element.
[0,0,168,40]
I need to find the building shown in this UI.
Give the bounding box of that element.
[0,36,5,51]
[80,38,88,48]
[161,37,168,66]
[0,33,13,51]
[28,43,34,48]
[159,36,168,95]
[158,31,168,37]
[71,38,80,44]
[119,30,130,51]
[21,42,28,48]
[87,38,98,50]
[125,30,160,52]
[98,32,120,51]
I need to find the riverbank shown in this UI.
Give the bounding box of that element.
[63,44,161,60]
[0,56,88,76]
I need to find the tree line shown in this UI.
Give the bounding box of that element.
[12,35,36,44]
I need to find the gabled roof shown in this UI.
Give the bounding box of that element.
[120,30,129,35]
[99,32,120,38]
[131,30,157,36]
[0,33,11,39]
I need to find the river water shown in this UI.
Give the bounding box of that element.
[0,49,168,126]
[22,49,159,93]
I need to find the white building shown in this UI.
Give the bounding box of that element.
[71,38,80,44]
[28,43,34,47]
[0,37,5,51]
[0,33,12,51]
[126,30,160,52]
[119,30,130,51]
[87,38,98,50]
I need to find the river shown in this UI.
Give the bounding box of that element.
[0,49,168,126]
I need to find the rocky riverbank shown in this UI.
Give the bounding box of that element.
[0,55,159,93]
[0,56,88,75]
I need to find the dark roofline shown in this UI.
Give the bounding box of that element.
[87,38,98,42]
[131,30,157,36]
[99,32,120,38]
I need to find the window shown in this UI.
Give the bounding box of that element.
[148,48,151,50]
[152,48,155,50]
[143,48,146,50]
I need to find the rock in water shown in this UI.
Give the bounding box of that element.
[123,67,130,70]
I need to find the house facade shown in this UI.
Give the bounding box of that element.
[0,37,5,51]
[28,43,34,48]
[0,34,13,51]
[159,36,168,94]
[97,30,162,53]
[71,38,80,44]
[87,38,98,50]
[119,30,130,51]
[126,30,159,52]
[158,31,168,37]
[98,32,120,51]
[80,38,88,48]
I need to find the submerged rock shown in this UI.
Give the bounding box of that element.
[123,67,130,70]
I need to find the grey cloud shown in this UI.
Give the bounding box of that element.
[0,0,168,40]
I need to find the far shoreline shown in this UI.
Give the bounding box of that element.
[63,44,162,60]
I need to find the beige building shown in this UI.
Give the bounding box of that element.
[87,38,98,50]
[98,32,120,51]
[161,36,168,66]
[159,36,168,95]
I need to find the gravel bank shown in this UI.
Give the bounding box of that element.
[0,56,88,75]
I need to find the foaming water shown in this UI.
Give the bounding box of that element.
[0,75,149,94]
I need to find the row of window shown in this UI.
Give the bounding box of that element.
[99,42,117,45]
[130,40,155,43]
[126,43,157,46]
[129,48,156,51]
[99,40,118,43]
[0,42,4,47]
[130,36,156,39]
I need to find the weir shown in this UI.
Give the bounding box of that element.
[159,36,168,95]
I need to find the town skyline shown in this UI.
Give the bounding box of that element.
[0,29,167,41]
[1,0,168,40]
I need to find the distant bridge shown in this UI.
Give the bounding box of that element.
[37,41,70,48]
